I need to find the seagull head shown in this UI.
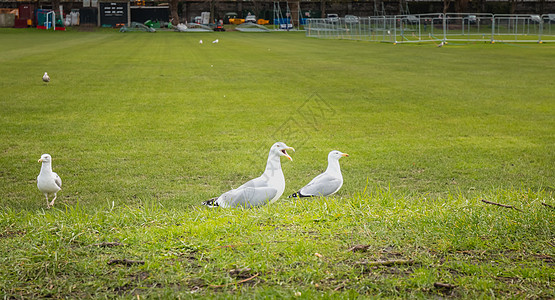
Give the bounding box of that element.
[38,153,52,163]
[272,142,294,161]
[329,150,349,160]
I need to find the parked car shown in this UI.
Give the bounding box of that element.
[345,15,359,24]
[326,13,339,23]
[466,15,477,24]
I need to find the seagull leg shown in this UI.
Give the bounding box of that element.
[45,194,51,208]
[49,194,57,207]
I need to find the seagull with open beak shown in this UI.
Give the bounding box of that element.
[203,142,294,208]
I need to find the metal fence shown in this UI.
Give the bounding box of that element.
[305,13,555,44]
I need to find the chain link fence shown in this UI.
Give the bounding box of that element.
[306,13,555,44]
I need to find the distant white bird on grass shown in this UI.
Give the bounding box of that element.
[199,39,203,44]
[42,72,50,83]
[288,150,349,198]
[203,142,294,208]
[212,39,219,43]
[438,41,445,47]
[37,154,62,207]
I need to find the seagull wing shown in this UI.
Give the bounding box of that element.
[217,187,277,208]
[236,175,270,189]
[53,172,62,189]
[299,173,342,197]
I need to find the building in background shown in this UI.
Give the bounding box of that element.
[0,0,553,28]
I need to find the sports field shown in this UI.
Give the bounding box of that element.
[0,29,553,298]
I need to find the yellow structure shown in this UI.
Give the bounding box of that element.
[229,18,244,25]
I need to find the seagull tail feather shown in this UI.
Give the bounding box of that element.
[288,191,312,198]
[202,197,220,207]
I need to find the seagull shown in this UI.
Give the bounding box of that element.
[37,154,62,207]
[212,39,219,43]
[203,142,294,208]
[288,150,349,198]
[199,39,203,44]
[42,72,50,83]
[438,41,444,47]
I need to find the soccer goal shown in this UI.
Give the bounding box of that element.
[36,10,55,30]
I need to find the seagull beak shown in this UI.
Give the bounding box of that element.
[38,158,43,162]
[342,153,349,157]
[282,147,295,161]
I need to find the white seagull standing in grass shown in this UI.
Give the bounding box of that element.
[42,72,50,83]
[203,142,294,208]
[199,39,203,44]
[212,39,219,43]
[288,150,349,198]
[37,154,62,207]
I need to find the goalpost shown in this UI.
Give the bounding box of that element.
[45,11,55,29]
[36,10,55,29]
[273,1,302,31]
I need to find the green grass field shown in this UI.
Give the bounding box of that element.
[0,28,553,299]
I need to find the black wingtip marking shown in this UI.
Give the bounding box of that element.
[288,192,313,198]
[202,198,219,207]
